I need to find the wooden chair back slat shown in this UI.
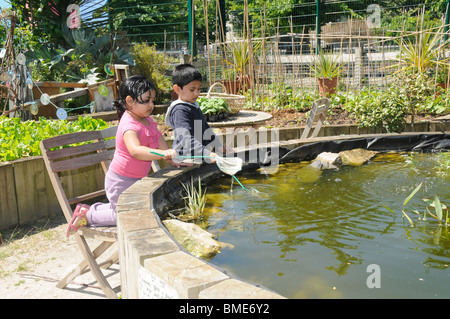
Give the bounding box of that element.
[45,140,110,160]
[41,130,103,149]
[68,189,107,205]
[300,98,330,140]
[49,150,115,172]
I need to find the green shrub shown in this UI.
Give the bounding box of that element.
[340,88,407,132]
[0,116,109,162]
[245,84,320,112]
[340,73,450,132]
[132,43,177,104]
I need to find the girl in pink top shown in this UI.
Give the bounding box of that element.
[67,75,178,236]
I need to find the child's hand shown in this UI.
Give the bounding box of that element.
[222,145,235,155]
[208,152,218,164]
[161,149,177,160]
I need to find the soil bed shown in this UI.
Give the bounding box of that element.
[152,107,445,138]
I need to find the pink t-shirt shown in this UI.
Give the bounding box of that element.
[110,112,162,178]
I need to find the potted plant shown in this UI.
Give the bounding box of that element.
[198,97,232,122]
[222,39,261,94]
[436,64,449,90]
[311,50,343,97]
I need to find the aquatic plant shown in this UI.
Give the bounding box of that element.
[181,177,207,219]
[383,181,449,227]
[435,152,450,176]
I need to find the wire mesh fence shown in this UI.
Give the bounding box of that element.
[76,1,449,97]
[4,0,449,111]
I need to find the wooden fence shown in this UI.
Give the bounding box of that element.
[0,156,105,230]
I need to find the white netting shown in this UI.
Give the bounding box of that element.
[216,156,243,176]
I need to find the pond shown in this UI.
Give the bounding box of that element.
[199,152,450,298]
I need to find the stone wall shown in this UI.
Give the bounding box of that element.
[116,167,285,299]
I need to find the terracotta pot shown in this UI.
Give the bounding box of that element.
[437,82,448,90]
[222,80,241,95]
[222,77,251,95]
[435,82,448,97]
[318,77,338,97]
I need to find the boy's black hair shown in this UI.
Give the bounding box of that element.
[172,64,202,88]
[113,75,156,120]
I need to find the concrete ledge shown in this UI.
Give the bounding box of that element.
[116,166,285,299]
[143,251,229,299]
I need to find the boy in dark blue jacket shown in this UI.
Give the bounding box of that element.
[166,64,227,162]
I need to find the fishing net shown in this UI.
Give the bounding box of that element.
[215,156,243,176]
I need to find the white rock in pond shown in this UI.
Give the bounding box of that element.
[163,219,232,260]
[308,152,341,171]
[338,148,378,166]
[315,152,342,166]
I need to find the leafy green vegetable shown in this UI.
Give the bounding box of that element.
[198,97,231,115]
[0,116,109,162]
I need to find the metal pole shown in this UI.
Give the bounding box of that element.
[188,0,197,58]
[316,0,321,54]
[445,0,450,43]
[218,0,226,43]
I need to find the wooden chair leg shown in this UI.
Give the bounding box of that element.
[80,249,119,275]
[99,250,119,269]
[57,235,117,299]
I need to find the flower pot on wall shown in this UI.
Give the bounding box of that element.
[318,77,338,97]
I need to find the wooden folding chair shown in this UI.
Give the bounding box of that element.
[300,98,330,140]
[40,126,119,298]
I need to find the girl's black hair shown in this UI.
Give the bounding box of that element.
[113,75,156,120]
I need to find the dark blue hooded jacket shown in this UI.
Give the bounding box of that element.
[165,99,223,157]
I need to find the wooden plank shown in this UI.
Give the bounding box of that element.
[13,157,50,224]
[49,150,115,172]
[80,227,117,242]
[49,88,89,104]
[101,126,118,139]
[24,88,89,109]
[104,139,116,150]
[87,78,115,90]
[45,140,109,161]
[300,98,330,140]
[0,162,18,229]
[68,189,106,205]
[34,81,87,88]
[69,163,105,203]
[41,130,102,149]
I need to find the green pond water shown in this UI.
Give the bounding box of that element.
[198,152,450,298]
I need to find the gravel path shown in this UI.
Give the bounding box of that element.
[0,217,121,299]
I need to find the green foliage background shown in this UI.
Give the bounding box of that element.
[0,116,109,162]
